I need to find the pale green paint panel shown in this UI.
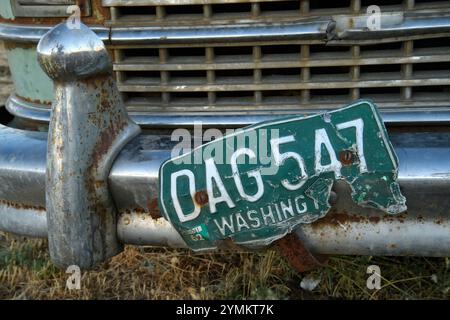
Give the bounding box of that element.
[6,46,53,103]
[0,1,15,20]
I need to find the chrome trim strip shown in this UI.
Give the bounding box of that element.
[0,123,449,255]
[110,20,331,45]
[333,17,450,44]
[7,95,450,126]
[1,16,449,45]
[131,111,450,127]
[0,23,110,43]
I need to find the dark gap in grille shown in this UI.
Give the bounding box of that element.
[412,85,450,102]
[125,71,160,80]
[217,91,254,98]
[165,5,203,15]
[126,92,161,98]
[360,64,401,73]
[213,3,252,14]
[263,91,301,105]
[117,6,156,17]
[310,45,349,53]
[263,90,300,98]
[360,0,402,7]
[259,1,301,12]
[215,47,253,56]
[413,61,450,72]
[123,92,161,105]
[360,42,403,52]
[414,37,450,48]
[312,89,349,95]
[170,70,206,78]
[262,68,301,76]
[216,69,253,83]
[310,0,350,9]
[261,45,299,55]
[413,86,450,93]
[311,66,349,75]
[216,69,253,77]
[360,42,403,59]
[171,92,208,104]
[360,87,400,96]
[415,0,450,2]
[216,91,254,104]
[123,48,159,58]
[310,89,350,101]
[170,70,206,84]
[171,92,207,98]
[168,47,205,57]
[309,46,350,60]
[262,90,301,104]
[414,0,450,9]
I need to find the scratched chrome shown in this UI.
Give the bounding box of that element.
[37,22,141,269]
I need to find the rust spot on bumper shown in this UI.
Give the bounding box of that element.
[0,199,45,212]
[146,198,161,219]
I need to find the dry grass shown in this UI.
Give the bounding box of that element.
[0,232,449,300]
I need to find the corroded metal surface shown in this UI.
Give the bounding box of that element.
[37,22,141,269]
[158,102,407,251]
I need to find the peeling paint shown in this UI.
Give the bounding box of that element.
[159,100,407,251]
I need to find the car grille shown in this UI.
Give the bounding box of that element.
[103,0,450,125]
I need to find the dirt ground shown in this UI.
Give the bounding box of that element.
[0,232,449,300]
[0,46,449,300]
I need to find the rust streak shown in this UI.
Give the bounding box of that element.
[146,198,162,219]
[0,199,45,212]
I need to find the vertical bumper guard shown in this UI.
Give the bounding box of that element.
[37,22,141,269]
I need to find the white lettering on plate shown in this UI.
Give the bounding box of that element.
[205,158,236,213]
[171,169,200,222]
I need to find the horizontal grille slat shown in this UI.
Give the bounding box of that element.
[114,51,450,71]
[119,73,450,91]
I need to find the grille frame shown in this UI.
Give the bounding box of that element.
[104,0,450,127]
[2,0,450,127]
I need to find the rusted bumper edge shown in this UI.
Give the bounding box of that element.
[0,121,449,257]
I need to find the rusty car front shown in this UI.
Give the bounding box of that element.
[0,0,449,270]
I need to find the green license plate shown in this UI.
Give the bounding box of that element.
[158,100,407,251]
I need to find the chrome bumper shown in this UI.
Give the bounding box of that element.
[1,118,450,257]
